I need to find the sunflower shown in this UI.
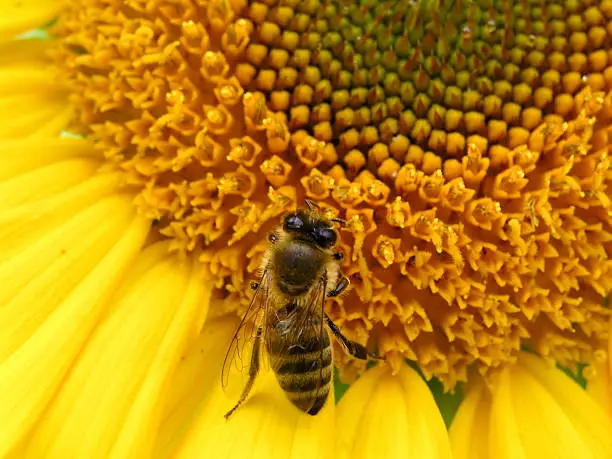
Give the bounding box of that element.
[2,0,612,457]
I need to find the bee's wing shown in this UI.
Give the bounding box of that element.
[221,269,273,389]
[297,272,327,338]
[292,272,330,414]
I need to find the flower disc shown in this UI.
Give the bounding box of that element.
[53,0,612,387]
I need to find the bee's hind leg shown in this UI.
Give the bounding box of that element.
[325,314,383,361]
[224,326,263,420]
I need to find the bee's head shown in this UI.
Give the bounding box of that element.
[283,208,337,249]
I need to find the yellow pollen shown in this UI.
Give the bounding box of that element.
[302,168,335,200]
[227,137,260,166]
[594,349,608,364]
[386,197,411,229]
[347,214,366,234]
[181,20,200,40]
[583,365,598,381]
[260,156,292,187]
[373,237,398,268]
[53,0,612,388]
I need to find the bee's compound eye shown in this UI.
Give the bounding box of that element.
[313,226,337,248]
[283,213,304,231]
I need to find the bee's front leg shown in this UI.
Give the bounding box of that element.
[327,275,349,297]
[325,314,383,361]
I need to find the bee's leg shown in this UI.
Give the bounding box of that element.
[325,314,383,360]
[327,275,349,297]
[224,326,263,420]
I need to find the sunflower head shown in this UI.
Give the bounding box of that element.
[52,0,612,388]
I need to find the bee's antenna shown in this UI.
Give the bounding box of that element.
[305,199,319,211]
[306,199,344,226]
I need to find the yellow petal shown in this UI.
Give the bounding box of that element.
[0,139,123,267]
[586,359,612,417]
[520,353,612,458]
[0,39,71,139]
[22,244,212,459]
[155,313,239,459]
[450,353,612,459]
[0,152,100,210]
[0,141,149,456]
[0,1,63,41]
[447,380,490,459]
[0,171,128,263]
[0,38,50,64]
[336,363,451,459]
[491,362,608,458]
[586,319,612,417]
[0,137,99,183]
[175,325,336,459]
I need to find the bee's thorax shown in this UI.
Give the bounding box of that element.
[273,239,325,296]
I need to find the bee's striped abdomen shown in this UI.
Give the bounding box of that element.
[276,346,332,415]
[267,306,333,415]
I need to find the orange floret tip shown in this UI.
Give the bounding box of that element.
[228,136,262,167]
[301,168,335,201]
[260,155,292,188]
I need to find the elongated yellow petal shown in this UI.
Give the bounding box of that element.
[336,363,451,459]
[111,261,212,459]
[0,204,148,457]
[0,137,99,182]
[0,193,140,354]
[0,155,99,209]
[336,363,450,459]
[446,379,490,459]
[175,328,336,459]
[489,366,554,459]
[23,244,211,459]
[450,353,612,459]
[0,171,127,263]
[586,320,612,417]
[0,98,72,138]
[0,1,63,41]
[0,39,50,65]
[520,353,612,458]
[0,139,125,267]
[0,39,70,139]
[586,358,612,417]
[155,314,239,459]
[0,138,150,456]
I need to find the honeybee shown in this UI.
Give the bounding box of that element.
[223,200,379,419]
